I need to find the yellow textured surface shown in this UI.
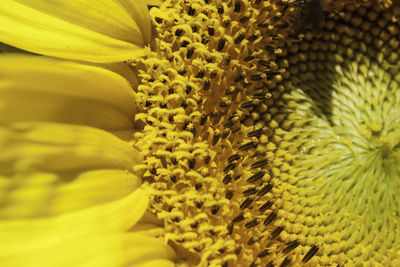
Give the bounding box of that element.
[132,0,400,266]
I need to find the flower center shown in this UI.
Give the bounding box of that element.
[274,3,400,265]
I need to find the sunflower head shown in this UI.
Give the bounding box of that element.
[133,0,400,265]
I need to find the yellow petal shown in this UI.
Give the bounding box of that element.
[0,122,142,173]
[146,0,164,7]
[0,187,149,258]
[0,169,141,219]
[0,0,151,63]
[0,55,137,131]
[2,233,175,267]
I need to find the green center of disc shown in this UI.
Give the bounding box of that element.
[274,5,400,265]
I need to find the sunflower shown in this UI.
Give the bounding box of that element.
[0,0,399,266]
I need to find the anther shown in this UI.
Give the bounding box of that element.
[240,197,253,209]
[244,219,259,228]
[259,200,273,212]
[234,74,244,83]
[282,240,300,254]
[188,158,196,169]
[247,128,263,137]
[188,6,195,15]
[251,94,266,100]
[257,23,268,28]
[185,85,192,94]
[239,141,257,151]
[234,33,246,44]
[243,187,258,196]
[263,212,276,226]
[223,174,232,184]
[248,237,258,245]
[257,183,273,196]
[211,205,220,215]
[248,33,259,42]
[234,1,241,12]
[240,101,255,108]
[227,153,240,162]
[258,59,271,67]
[218,5,224,14]
[250,74,263,81]
[224,120,234,128]
[250,158,269,169]
[203,80,211,90]
[218,38,227,51]
[235,246,242,254]
[200,114,207,125]
[195,70,205,78]
[302,245,319,263]
[247,171,264,183]
[239,16,250,23]
[257,249,270,258]
[270,226,283,239]
[227,222,234,234]
[181,40,189,47]
[223,163,236,173]
[175,29,183,36]
[280,257,291,267]
[244,55,255,62]
[187,47,194,59]
[219,101,229,108]
[232,212,245,223]
[204,155,211,164]
[225,190,234,200]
